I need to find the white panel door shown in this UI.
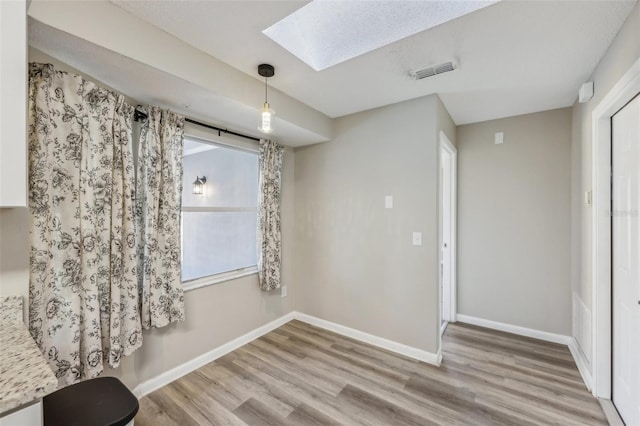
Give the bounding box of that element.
[441,150,452,324]
[612,93,640,426]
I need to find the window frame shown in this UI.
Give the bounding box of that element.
[180,128,260,291]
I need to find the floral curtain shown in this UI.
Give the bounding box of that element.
[257,139,285,291]
[28,63,142,385]
[136,106,186,328]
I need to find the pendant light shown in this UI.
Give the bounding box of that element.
[257,64,275,134]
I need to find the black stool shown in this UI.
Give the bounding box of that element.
[43,377,139,426]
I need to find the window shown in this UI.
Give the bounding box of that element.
[181,137,259,284]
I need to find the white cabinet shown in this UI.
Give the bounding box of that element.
[0,400,42,426]
[0,0,28,208]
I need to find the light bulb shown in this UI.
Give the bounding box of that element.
[259,102,274,134]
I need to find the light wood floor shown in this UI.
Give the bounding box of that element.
[135,320,607,425]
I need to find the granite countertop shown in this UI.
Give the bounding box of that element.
[0,296,57,414]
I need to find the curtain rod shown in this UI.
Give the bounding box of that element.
[133,107,260,142]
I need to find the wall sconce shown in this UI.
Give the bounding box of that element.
[257,63,275,134]
[192,176,206,195]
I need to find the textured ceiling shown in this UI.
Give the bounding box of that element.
[28,18,328,147]
[112,0,636,125]
[263,0,497,71]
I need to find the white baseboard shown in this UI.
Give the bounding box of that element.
[456,314,572,345]
[132,311,297,398]
[598,398,625,426]
[294,312,441,366]
[569,337,593,391]
[132,310,441,398]
[572,292,592,365]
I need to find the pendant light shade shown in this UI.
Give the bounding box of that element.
[260,102,274,134]
[258,64,275,134]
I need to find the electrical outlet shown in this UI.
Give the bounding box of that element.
[385,195,393,209]
[281,286,287,298]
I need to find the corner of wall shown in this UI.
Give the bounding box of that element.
[568,3,640,392]
[0,208,31,321]
[434,94,456,147]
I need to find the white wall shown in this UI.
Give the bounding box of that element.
[27,0,332,146]
[116,132,295,389]
[571,3,640,306]
[114,141,296,389]
[0,149,296,390]
[111,143,296,389]
[0,51,298,390]
[6,46,459,389]
[0,48,142,308]
[294,95,454,355]
[0,0,28,207]
[570,3,640,363]
[457,108,572,336]
[436,96,457,150]
[0,208,30,320]
[11,2,637,391]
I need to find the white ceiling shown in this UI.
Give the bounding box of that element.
[263,1,497,71]
[28,16,329,147]
[112,0,637,125]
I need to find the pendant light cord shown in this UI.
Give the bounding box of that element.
[264,76,268,103]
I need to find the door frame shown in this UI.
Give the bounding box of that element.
[439,131,458,325]
[591,57,640,399]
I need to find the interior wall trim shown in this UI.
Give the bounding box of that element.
[456,314,572,345]
[572,291,592,366]
[132,311,441,398]
[569,337,594,391]
[132,311,297,398]
[439,130,458,326]
[295,313,442,366]
[590,56,640,399]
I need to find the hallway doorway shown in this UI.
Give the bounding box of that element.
[439,131,457,336]
[611,92,639,426]
[591,58,640,424]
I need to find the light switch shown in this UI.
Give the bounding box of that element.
[495,132,504,144]
[412,232,422,246]
[584,190,592,206]
[281,286,287,298]
[385,195,393,209]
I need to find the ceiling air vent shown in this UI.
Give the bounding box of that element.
[409,60,458,80]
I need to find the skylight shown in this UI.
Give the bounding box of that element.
[264,0,498,71]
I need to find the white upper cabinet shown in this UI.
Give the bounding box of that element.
[0,0,28,208]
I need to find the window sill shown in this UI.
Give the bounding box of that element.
[182,266,258,292]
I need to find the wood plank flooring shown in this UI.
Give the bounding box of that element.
[135,321,607,425]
